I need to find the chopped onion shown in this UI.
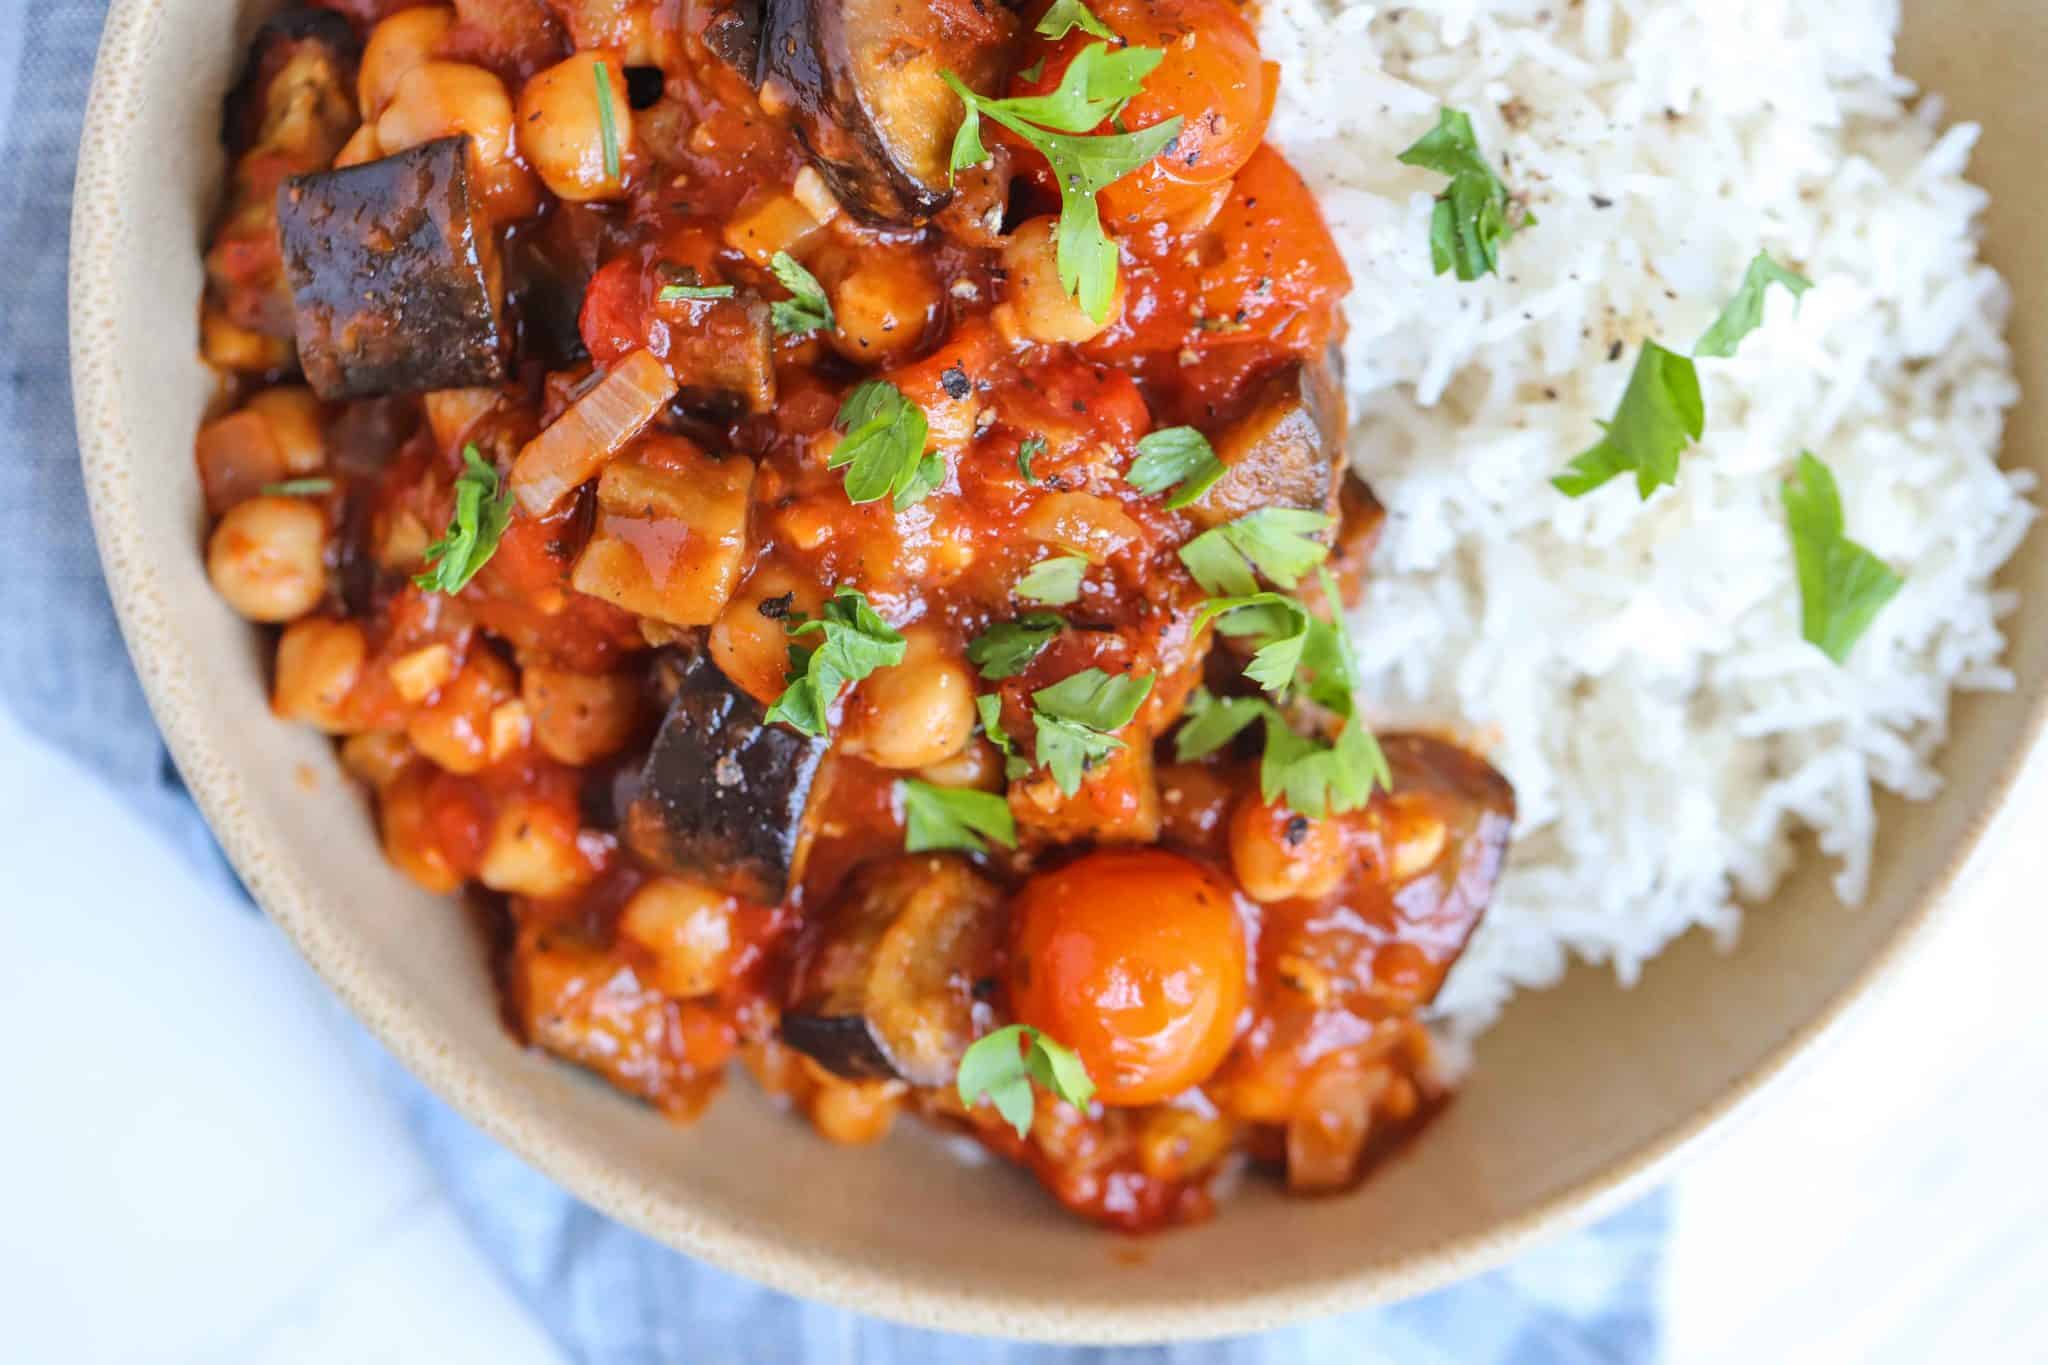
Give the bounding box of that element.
[509,349,678,515]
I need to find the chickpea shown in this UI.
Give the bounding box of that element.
[617,877,737,998]
[839,628,975,771]
[242,387,325,477]
[521,666,642,765]
[477,795,594,900]
[377,62,536,217]
[340,731,416,790]
[514,51,634,202]
[358,6,454,119]
[807,1076,903,1146]
[709,560,825,706]
[1229,795,1347,904]
[407,651,516,775]
[333,122,383,169]
[916,738,1002,792]
[273,618,367,734]
[994,215,1122,344]
[379,766,462,894]
[828,251,941,363]
[207,495,328,623]
[201,303,292,373]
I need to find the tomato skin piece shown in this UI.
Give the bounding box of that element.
[1008,848,1248,1106]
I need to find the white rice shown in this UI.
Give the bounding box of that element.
[1258,0,2032,1037]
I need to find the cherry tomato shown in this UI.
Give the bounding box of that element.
[1008,848,1248,1106]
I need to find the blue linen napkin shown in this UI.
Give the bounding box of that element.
[4,2,1665,1358]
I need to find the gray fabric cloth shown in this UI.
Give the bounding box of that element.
[2,2,1667,1360]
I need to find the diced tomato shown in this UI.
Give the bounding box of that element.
[1087,143,1351,364]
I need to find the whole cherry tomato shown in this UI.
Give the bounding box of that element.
[1008,848,1248,1106]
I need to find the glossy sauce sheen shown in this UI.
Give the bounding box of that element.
[195,0,1515,1231]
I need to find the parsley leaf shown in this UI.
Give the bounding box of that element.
[976,693,1031,781]
[1174,687,1276,761]
[943,49,1181,322]
[967,612,1064,679]
[1017,435,1046,482]
[593,61,622,182]
[261,477,334,497]
[829,381,936,507]
[1782,451,1903,663]
[657,283,735,302]
[1127,426,1226,509]
[1035,0,1115,40]
[1014,553,1089,605]
[1195,593,1314,694]
[898,778,1017,854]
[1694,252,1813,359]
[1030,667,1153,796]
[415,444,512,595]
[1172,572,1391,817]
[1397,107,1530,281]
[763,587,907,736]
[956,1024,1096,1139]
[1178,508,1333,595]
[1552,341,1704,499]
[768,251,833,336]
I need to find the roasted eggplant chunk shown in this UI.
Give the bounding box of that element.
[782,855,1003,1085]
[206,6,360,355]
[755,0,1017,225]
[277,136,510,400]
[624,650,827,903]
[219,6,358,159]
[1187,358,1348,531]
[1375,734,1516,997]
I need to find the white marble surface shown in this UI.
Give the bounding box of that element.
[2,701,2044,1364]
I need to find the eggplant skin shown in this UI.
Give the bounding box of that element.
[625,651,827,904]
[1379,734,1516,989]
[757,0,1016,226]
[1186,356,1349,532]
[782,855,1004,1086]
[277,137,511,401]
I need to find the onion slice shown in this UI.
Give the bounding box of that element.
[509,348,678,515]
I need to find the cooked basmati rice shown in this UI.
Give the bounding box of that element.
[1258,0,2031,1037]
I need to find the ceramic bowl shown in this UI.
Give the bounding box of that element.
[69,0,2048,1342]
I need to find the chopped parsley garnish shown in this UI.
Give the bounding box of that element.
[1397,107,1531,281]
[1178,508,1333,595]
[1192,592,1315,694]
[829,381,937,508]
[261,477,334,497]
[1782,451,1903,663]
[1029,667,1154,796]
[656,283,735,302]
[1035,0,1115,41]
[1556,253,1813,499]
[976,693,1031,781]
[967,612,1064,679]
[763,587,907,736]
[1694,252,1813,359]
[594,61,622,182]
[898,779,1017,855]
[768,251,833,337]
[1126,426,1226,510]
[1014,553,1089,605]
[414,444,511,595]
[1551,341,1704,499]
[1174,570,1391,818]
[1017,435,1046,482]
[944,45,1181,322]
[956,1024,1096,1139]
